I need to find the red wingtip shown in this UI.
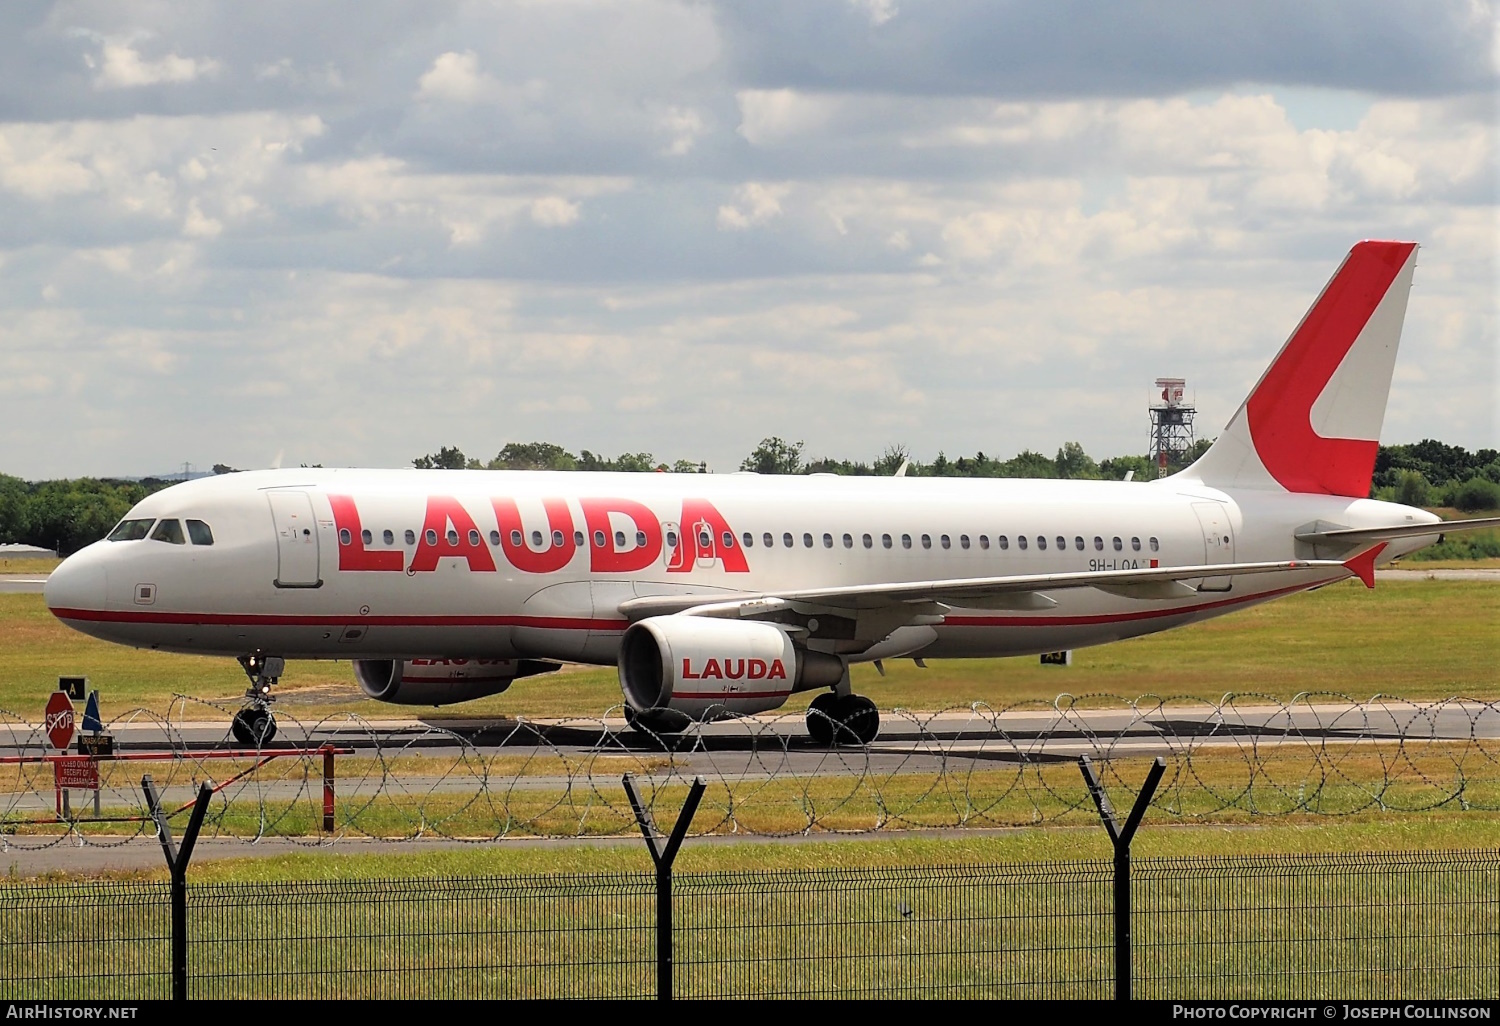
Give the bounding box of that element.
[1343,542,1388,589]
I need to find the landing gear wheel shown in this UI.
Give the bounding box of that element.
[837,695,880,746]
[806,692,841,747]
[624,706,691,736]
[231,706,277,747]
[807,693,880,747]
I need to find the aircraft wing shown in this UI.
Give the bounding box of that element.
[618,556,1354,620]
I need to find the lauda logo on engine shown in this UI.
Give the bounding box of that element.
[680,658,787,681]
[328,494,749,575]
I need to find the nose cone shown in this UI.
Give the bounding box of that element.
[45,546,108,620]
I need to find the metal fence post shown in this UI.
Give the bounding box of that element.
[141,775,214,1002]
[1078,755,1165,1001]
[622,773,707,1001]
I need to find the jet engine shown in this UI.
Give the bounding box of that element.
[618,616,844,723]
[354,657,559,706]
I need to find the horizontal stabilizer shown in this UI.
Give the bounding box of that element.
[1296,516,1500,545]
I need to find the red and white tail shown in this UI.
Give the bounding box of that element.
[1184,241,1419,497]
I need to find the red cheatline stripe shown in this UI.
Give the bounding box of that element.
[50,577,1332,634]
[49,608,628,631]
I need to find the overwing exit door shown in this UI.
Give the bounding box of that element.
[1191,502,1235,592]
[267,491,322,588]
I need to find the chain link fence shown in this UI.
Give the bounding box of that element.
[4,849,1496,1000]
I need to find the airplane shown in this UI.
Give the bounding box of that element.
[43,240,1500,746]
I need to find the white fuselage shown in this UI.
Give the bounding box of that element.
[44,468,1437,665]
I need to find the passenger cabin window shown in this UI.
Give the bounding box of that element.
[616,531,627,548]
[1036,536,1047,550]
[1149,537,1160,551]
[446,530,458,545]
[594,530,606,547]
[783,533,793,548]
[151,519,186,545]
[822,533,833,548]
[863,534,873,549]
[533,531,545,547]
[186,520,214,546]
[405,530,417,545]
[108,518,155,542]
[1074,536,1084,551]
[1113,537,1123,551]
[1056,536,1066,550]
[843,534,854,549]
[960,535,970,549]
[470,530,481,546]
[902,534,912,549]
[490,530,501,546]
[1094,536,1104,551]
[666,530,678,548]
[763,533,773,547]
[803,533,814,548]
[1017,536,1027,550]
[998,535,1009,550]
[921,534,932,549]
[722,532,735,548]
[882,534,893,549]
[743,532,754,548]
[361,529,373,545]
[426,529,438,545]
[979,535,990,550]
[1132,537,1142,551]
[339,528,352,545]
[510,530,523,546]
[383,530,395,546]
[940,534,951,549]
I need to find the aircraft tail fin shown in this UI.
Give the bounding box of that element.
[1182,241,1419,497]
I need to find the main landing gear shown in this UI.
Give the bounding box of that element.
[806,691,880,747]
[232,652,282,747]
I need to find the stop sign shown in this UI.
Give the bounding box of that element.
[45,691,75,751]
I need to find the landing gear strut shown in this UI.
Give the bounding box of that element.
[806,692,880,746]
[232,652,282,746]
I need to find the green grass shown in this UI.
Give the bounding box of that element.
[1,578,1496,722]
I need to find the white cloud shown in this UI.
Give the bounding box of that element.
[530,196,581,226]
[658,106,706,156]
[848,0,899,26]
[717,182,790,230]
[88,39,220,90]
[416,50,490,103]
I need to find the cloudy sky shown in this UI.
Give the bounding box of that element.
[1,0,1495,480]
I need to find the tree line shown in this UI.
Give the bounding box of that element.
[3,438,1495,555]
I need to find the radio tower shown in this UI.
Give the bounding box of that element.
[1148,378,1195,478]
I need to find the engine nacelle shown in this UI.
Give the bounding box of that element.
[354,657,559,706]
[618,616,845,721]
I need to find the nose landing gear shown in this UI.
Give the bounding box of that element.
[806,691,880,746]
[233,652,283,746]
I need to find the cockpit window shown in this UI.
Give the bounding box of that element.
[107,518,155,542]
[186,520,214,546]
[150,519,186,545]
